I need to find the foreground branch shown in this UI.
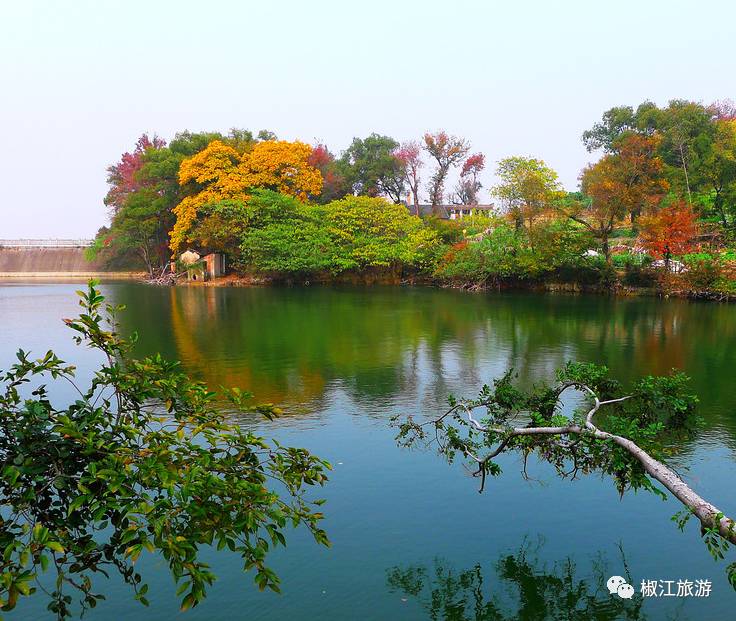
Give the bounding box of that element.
[395,366,736,554]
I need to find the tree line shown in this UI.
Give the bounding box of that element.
[92,99,736,292]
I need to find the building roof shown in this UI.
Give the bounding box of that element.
[407,204,495,218]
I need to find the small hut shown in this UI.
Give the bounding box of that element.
[203,253,225,279]
[178,250,225,281]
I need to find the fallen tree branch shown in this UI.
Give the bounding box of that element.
[395,369,736,549]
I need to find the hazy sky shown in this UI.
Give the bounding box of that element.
[1,0,734,237]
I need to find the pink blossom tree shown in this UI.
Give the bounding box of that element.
[395,141,423,215]
[422,131,470,213]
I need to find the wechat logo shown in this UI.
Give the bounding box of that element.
[607,575,635,599]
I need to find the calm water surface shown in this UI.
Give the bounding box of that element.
[1,282,735,620]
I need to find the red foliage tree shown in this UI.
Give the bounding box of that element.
[423,131,470,211]
[461,153,485,178]
[450,153,485,205]
[308,144,349,203]
[638,202,698,269]
[709,99,736,121]
[104,134,166,213]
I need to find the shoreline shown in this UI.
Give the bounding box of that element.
[162,273,736,303]
[4,270,731,303]
[0,272,146,280]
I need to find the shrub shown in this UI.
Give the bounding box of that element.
[420,216,463,244]
[622,263,657,287]
[683,254,722,291]
[240,192,442,277]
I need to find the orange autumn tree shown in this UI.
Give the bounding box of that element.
[172,141,244,251]
[242,141,322,199]
[614,134,670,227]
[638,202,698,269]
[171,140,322,252]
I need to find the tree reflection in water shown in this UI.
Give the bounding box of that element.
[387,540,648,621]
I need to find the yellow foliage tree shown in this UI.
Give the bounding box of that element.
[241,141,323,200]
[171,140,322,253]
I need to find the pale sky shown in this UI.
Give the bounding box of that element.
[1,0,734,237]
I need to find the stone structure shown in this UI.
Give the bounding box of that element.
[178,250,225,282]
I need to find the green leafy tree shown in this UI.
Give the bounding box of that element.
[0,283,330,619]
[189,199,251,259]
[582,101,658,153]
[492,157,563,230]
[435,224,528,285]
[240,191,334,276]
[434,220,591,286]
[107,188,174,276]
[655,100,715,204]
[696,119,736,227]
[323,195,439,272]
[339,134,406,202]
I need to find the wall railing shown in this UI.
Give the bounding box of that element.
[0,239,94,248]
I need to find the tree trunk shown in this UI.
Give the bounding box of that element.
[715,193,728,229]
[679,143,692,205]
[601,235,611,264]
[630,209,640,233]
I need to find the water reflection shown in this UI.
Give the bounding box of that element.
[2,283,735,619]
[116,286,736,442]
[387,541,649,621]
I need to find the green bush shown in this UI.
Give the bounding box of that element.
[622,263,657,287]
[611,252,649,269]
[239,191,442,278]
[421,216,463,244]
[683,254,722,291]
[435,220,601,285]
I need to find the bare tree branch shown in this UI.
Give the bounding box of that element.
[420,382,736,545]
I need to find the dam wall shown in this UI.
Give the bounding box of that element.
[0,245,143,278]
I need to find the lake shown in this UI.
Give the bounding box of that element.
[1,282,735,620]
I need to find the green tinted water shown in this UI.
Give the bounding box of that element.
[1,283,735,620]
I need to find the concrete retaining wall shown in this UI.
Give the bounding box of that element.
[0,247,143,278]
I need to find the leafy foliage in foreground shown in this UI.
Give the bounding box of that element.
[0,282,330,618]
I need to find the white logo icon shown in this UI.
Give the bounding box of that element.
[607,575,634,599]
